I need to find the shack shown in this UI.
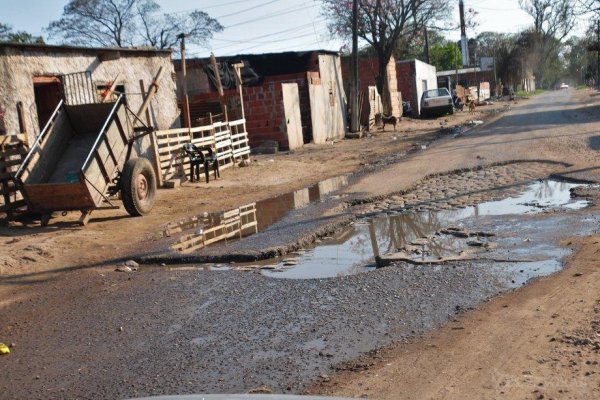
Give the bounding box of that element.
[396,59,438,117]
[0,42,180,160]
[437,66,494,102]
[174,50,347,150]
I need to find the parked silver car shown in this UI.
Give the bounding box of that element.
[420,88,454,117]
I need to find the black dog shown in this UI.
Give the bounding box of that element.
[375,113,397,131]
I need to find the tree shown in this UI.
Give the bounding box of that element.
[47,0,223,49]
[430,42,463,71]
[0,23,44,44]
[136,2,222,49]
[322,0,449,115]
[518,0,575,87]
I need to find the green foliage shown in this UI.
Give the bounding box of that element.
[0,22,44,44]
[430,42,463,71]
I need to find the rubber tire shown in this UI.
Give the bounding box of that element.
[121,157,156,217]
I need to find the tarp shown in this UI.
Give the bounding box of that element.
[203,61,261,90]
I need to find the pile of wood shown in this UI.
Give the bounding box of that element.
[0,134,28,219]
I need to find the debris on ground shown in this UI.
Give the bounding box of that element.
[0,343,10,355]
[124,260,139,269]
[248,386,273,394]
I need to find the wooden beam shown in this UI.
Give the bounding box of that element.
[139,79,163,188]
[232,62,245,121]
[100,73,122,103]
[210,53,228,122]
[136,66,164,124]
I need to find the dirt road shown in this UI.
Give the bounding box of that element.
[348,89,600,197]
[316,235,600,400]
[1,89,599,399]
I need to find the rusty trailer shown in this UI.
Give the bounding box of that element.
[15,95,157,226]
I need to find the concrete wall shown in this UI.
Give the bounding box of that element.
[309,54,347,144]
[396,59,437,117]
[0,44,179,160]
[413,59,438,117]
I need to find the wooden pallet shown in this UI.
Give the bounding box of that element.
[0,135,29,217]
[155,118,251,185]
[229,118,251,161]
[171,203,258,253]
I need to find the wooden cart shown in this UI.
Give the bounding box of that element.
[15,94,157,226]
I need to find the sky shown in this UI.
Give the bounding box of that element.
[0,0,586,58]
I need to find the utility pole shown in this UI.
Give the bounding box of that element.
[350,0,360,133]
[597,19,599,90]
[424,28,430,64]
[178,33,191,129]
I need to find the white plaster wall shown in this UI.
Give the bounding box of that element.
[0,46,179,160]
[414,59,438,116]
[310,54,347,144]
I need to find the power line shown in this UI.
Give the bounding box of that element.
[214,0,284,19]
[224,4,318,29]
[212,18,326,45]
[168,0,263,15]
[217,28,331,55]
[210,19,327,51]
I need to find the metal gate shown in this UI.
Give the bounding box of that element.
[60,71,97,105]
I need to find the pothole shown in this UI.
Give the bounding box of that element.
[161,175,349,253]
[257,179,592,279]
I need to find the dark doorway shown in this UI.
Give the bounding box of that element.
[33,76,62,131]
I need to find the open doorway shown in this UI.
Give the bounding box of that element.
[33,76,62,131]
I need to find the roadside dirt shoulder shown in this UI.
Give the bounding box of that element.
[314,234,600,399]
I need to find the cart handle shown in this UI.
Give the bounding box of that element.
[16,99,64,179]
[81,95,124,172]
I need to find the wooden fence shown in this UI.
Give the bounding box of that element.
[0,134,28,217]
[156,119,251,183]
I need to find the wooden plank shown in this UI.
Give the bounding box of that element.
[0,134,27,147]
[0,158,23,169]
[228,118,246,126]
[0,200,26,213]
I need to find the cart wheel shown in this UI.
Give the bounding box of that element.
[121,158,156,217]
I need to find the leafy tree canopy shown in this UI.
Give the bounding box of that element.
[0,22,44,44]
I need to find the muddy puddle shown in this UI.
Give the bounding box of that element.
[257,179,591,279]
[162,175,349,253]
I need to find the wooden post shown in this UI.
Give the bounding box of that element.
[139,79,163,187]
[16,101,28,146]
[232,62,245,121]
[210,53,228,122]
[178,33,192,128]
[136,66,164,123]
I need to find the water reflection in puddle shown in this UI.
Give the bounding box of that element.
[261,180,590,279]
[164,175,349,253]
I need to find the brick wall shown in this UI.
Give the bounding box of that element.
[396,61,415,114]
[185,80,291,149]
